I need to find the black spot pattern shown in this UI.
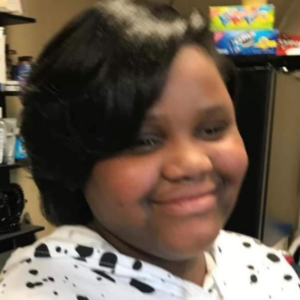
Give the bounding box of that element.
[34,244,51,258]
[92,270,115,283]
[243,242,251,248]
[133,260,142,270]
[250,275,258,284]
[29,269,38,276]
[76,245,94,258]
[77,296,89,300]
[74,257,87,262]
[130,279,155,294]
[284,275,292,281]
[3,229,300,299]
[267,253,280,263]
[26,282,35,289]
[99,252,118,269]
[26,282,43,289]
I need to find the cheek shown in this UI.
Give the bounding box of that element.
[88,156,161,206]
[212,134,248,185]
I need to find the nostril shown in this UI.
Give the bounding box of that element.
[161,150,213,183]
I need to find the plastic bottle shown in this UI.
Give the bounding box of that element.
[0,107,6,164]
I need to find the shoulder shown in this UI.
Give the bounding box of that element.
[211,230,300,299]
[215,230,294,270]
[0,226,98,300]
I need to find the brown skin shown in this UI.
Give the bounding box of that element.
[85,46,248,286]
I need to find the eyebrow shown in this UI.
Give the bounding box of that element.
[144,104,230,122]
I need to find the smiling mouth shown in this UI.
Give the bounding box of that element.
[150,190,218,216]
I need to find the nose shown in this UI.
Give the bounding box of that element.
[161,140,213,183]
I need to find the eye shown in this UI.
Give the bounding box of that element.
[129,135,164,154]
[197,122,229,140]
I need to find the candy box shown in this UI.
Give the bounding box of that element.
[214,30,278,55]
[210,5,275,31]
[277,34,300,56]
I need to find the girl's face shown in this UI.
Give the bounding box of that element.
[85,46,248,260]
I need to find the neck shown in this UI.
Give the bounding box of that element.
[87,220,207,286]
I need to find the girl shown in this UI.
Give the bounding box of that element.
[1,1,299,299]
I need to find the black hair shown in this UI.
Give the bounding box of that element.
[21,0,237,226]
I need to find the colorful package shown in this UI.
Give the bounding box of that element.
[210,5,275,31]
[214,30,278,55]
[277,34,300,56]
[14,136,27,160]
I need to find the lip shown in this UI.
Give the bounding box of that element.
[151,190,218,216]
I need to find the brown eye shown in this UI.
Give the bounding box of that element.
[197,122,228,140]
[130,135,164,153]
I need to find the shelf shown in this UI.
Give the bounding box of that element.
[0,12,35,26]
[0,224,44,243]
[0,91,21,96]
[229,55,300,70]
[0,162,26,170]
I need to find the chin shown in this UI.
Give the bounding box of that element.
[154,214,223,261]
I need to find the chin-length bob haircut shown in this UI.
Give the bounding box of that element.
[21,0,236,226]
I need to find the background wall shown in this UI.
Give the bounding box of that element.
[278,0,300,34]
[6,0,97,237]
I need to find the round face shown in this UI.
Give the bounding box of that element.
[84,46,248,261]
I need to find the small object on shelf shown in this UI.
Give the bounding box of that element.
[6,44,17,80]
[0,80,21,92]
[0,183,25,234]
[277,34,300,56]
[214,30,278,55]
[210,5,275,31]
[13,55,32,86]
[2,118,16,164]
[14,128,26,160]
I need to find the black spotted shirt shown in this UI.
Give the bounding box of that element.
[0,226,299,300]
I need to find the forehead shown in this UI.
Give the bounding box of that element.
[147,45,232,118]
[166,45,224,89]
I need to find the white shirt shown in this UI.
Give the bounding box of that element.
[0,226,299,300]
